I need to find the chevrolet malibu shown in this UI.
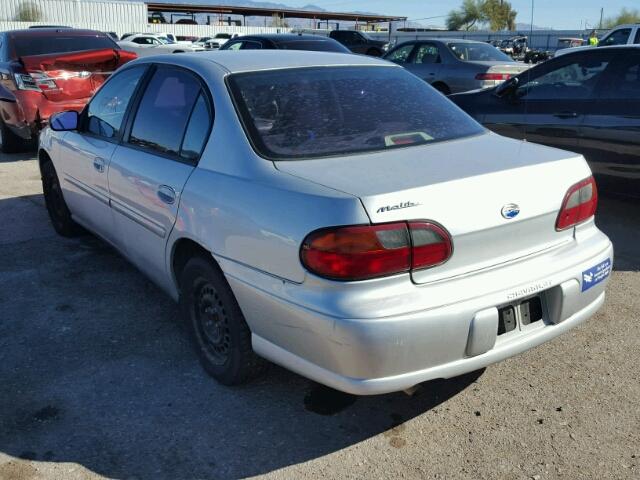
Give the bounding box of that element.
[38,51,613,395]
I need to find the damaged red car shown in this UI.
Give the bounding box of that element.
[0,28,136,152]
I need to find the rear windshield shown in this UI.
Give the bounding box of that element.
[276,40,347,52]
[12,33,117,57]
[228,66,484,160]
[448,42,512,62]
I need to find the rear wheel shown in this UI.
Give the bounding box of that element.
[431,82,451,95]
[0,120,27,154]
[179,255,267,385]
[41,160,84,237]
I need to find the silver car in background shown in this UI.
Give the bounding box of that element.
[39,51,612,395]
[383,38,530,94]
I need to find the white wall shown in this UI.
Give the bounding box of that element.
[0,0,292,37]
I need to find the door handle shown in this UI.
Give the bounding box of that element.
[553,111,578,119]
[157,185,176,205]
[93,157,106,173]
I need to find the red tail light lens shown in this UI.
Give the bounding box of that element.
[300,222,452,281]
[556,176,598,231]
[475,73,512,81]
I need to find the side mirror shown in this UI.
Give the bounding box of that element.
[494,76,519,98]
[50,111,79,131]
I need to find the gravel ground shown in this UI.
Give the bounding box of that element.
[0,152,638,480]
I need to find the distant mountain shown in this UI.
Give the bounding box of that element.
[515,22,552,31]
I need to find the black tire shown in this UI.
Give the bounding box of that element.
[41,160,84,237]
[432,82,451,95]
[366,48,382,57]
[0,120,27,154]
[179,255,266,385]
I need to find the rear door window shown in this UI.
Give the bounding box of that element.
[414,44,440,64]
[597,54,640,99]
[128,67,201,157]
[85,66,146,139]
[241,41,263,50]
[517,54,609,100]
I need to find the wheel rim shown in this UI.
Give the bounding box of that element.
[194,281,231,365]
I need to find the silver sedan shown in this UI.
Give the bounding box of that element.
[383,38,530,94]
[39,51,613,395]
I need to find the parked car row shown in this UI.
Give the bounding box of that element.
[451,45,640,198]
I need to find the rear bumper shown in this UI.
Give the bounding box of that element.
[223,226,613,395]
[1,91,89,139]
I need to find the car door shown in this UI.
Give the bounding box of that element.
[579,50,640,197]
[343,32,367,54]
[516,51,610,152]
[107,65,213,286]
[53,65,147,243]
[407,43,442,85]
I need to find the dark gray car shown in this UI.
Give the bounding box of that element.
[383,38,530,94]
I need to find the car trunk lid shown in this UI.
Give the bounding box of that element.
[276,133,592,284]
[19,49,137,102]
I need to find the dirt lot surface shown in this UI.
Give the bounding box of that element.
[0,151,638,480]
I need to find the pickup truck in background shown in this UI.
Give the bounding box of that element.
[328,30,389,56]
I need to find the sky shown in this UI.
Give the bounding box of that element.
[284,0,634,30]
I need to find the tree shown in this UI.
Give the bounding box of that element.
[447,0,518,31]
[446,0,484,31]
[15,1,43,22]
[482,0,518,31]
[604,8,640,28]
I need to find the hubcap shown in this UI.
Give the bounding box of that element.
[195,283,231,365]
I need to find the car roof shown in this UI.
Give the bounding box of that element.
[394,38,489,46]
[142,50,392,74]
[238,34,335,42]
[7,28,105,37]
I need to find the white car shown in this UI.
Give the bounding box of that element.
[195,33,237,50]
[118,34,204,57]
[39,51,613,395]
[555,24,640,57]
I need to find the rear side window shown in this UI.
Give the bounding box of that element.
[180,93,212,162]
[228,66,484,160]
[11,33,117,57]
[129,67,201,157]
[85,66,146,139]
[598,55,640,99]
[277,40,347,52]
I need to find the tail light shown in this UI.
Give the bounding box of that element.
[475,72,512,81]
[300,221,452,281]
[556,176,598,231]
[14,71,58,91]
